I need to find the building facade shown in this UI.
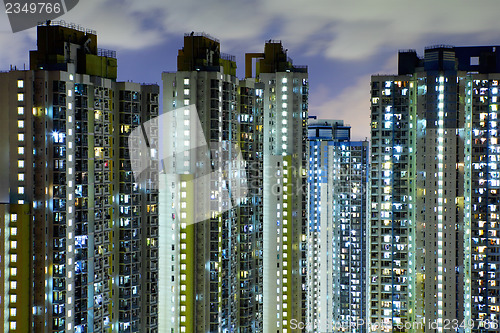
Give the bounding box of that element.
[159,34,308,333]
[0,204,31,333]
[160,33,252,333]
[369,46,500,333]
[0,21,159,332]
[307,119,368,333]
[255,41,309,333]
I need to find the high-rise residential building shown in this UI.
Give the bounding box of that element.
[160,33,252,333]
[159,34,308,333]
[369,45,500,333]
[0,21,159,332]
[116,81,160,333]
[307,118,368,333]
[250,41,309,333]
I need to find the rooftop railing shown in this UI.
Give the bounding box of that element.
[425,44,454,50]
[98,48,117,59]
[398,49,417,53]
[220,53,236,62]
[184,32,220,43]
[38,20,96,35]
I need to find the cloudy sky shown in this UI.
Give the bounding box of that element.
[2,0,500,139]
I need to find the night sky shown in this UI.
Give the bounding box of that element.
[2,0,500,139]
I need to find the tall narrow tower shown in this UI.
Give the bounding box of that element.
[307,119,369,332]
[250,41,309,333]
[160,33,251,333]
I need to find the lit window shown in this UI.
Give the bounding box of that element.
[69,74,74,81]
[10,268,17,276]
[18,160,24,168]
[9,308,16,316]
[18,147,24,155]
[17,94,24,101]
[184,78,189,85]
[9,322,16,330]
[183,99,189,106]
[184,89,190,96]
[17,107,24,115]
[18,174,24,181]
[10,214,17,221]
[10,295,16,303]
[18,187,24,194]
[17,120,24,128]
[11,227,17,236]
[10,254,17,262]
[10,241,17,249]
[18,134,24,142]
[17,80,23,88]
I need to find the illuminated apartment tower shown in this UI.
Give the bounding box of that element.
[307,119,368,333]
[160,33,262,333]
[369,46,500,332]
[0,21,159,332]
[246,41,309,333]
[115,82,160,332]
[159,36,308,333]
[237,77,265,332]
[461,53,500,333]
